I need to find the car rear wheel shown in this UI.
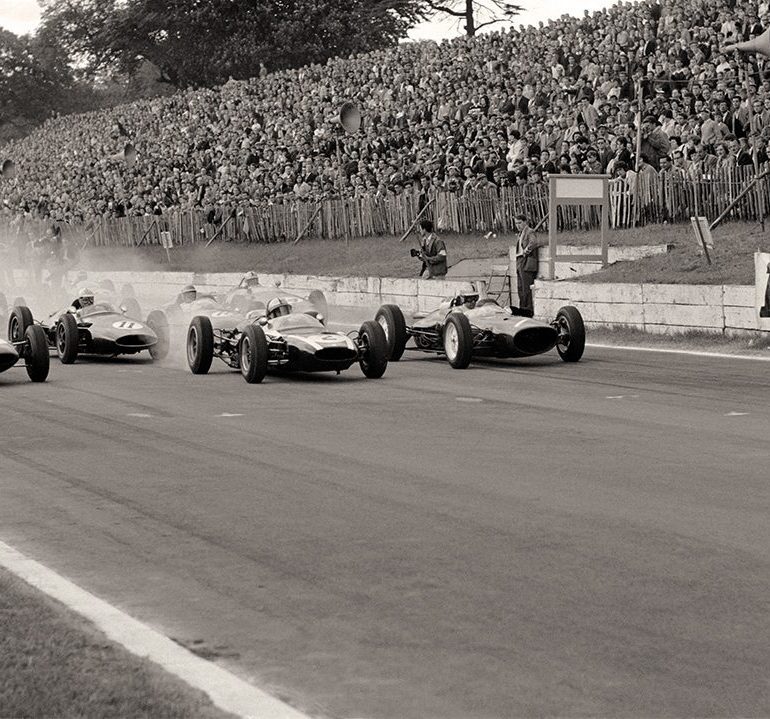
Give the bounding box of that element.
[146,310,169,360]
[308,290,328,323]
[121,297,142,320]
[554,306,585,362]
[8,305,33,343]
[443,313,473,369]
[240,324,269,384]
[24,325,50,382]
[57,313,79,364]
[375,304,408,361]
[187,315,214,374]
[358,320,388,379]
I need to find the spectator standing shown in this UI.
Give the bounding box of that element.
[416,220,447,279]
[513,213,542,315]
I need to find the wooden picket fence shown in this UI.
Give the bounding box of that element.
[5,164,770,247]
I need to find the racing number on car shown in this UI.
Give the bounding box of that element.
[112,321,143,330]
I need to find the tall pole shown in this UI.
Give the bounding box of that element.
[744,57,765,230]
[335,132,349,247]
[634,78,643,172]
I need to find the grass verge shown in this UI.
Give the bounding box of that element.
[81,224,672,279]
[0,567,230,718]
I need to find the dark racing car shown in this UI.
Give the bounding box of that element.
[35,288,158,364]
[186,296,388,383]
[374,293,585,369]
[2,306,50,382]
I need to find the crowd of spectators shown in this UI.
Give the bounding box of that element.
[2,0,770,224]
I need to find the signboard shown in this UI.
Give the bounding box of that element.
[547,174,610,280]
[690,216,714,264]
[160,231,173,249]
[756,252,770,329]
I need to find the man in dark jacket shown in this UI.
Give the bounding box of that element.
[416,220,447,278]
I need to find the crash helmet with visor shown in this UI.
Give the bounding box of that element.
[266,297,292,320]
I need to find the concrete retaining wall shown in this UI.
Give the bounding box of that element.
[534,280,765,334]
[59,270,474,315]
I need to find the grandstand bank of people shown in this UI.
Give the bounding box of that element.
[2,0,770,236]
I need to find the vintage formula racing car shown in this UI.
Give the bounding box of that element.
[2,306,50,382]
[185,305,388,383]
[144,287,249,360]
[29,290,158,364]
[374,294,585,368]
[220,271,328,320]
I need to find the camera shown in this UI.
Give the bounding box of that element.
[410,248,420,257]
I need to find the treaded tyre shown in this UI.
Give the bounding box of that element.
[308,290,328,324]
[240,324,268,384]
[146,310,169,360]
[443,313,474,369]
[57,313,80,364]
[375,304,408,361]
[358,319,388,379]
[121,297,142,320]
[24,325,50,382]
[555,305,585,362]
[187,315,214,374]
[8,305,33,342]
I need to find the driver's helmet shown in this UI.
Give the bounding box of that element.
[242,270,260,288]
[180,284,197,303]
[77,287,95,308]
[454,293,478,309]
[266,297,292,320]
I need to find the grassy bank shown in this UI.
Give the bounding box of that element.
[81,225,669,278]
[77,221,768,285]
[0,568,229,718]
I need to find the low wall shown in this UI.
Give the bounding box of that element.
[56,271,474,315]
[534,280,764,334]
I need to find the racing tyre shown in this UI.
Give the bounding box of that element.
[375,304,408,361]
[358,320,388,379]
[146,310,169,360]
[121,297,142,320]
[308,290,328,323]
[443,313,473,369]
[239,324,268,384]
[8,305,33,343]
[554,305,585,363]
[56,313,79,364]
[24,325,49,382]
[187,315,214,375]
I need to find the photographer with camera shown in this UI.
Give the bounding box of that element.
[411,220,447,279]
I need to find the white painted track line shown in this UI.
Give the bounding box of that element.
[0,540,310,719]
[587,342,770,362]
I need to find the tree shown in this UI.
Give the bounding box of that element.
[38,0,426,88]
[0,28,77,142]
[413,0,523,36]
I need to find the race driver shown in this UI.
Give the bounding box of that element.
[69,287,95,313]
[266,297,292,321]
[241,271,260,289]
[176,284,197,305]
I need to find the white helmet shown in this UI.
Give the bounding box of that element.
[77,287,95,307]
[242,270,260,288]
[266,297,292,320]
[180,284,197,302]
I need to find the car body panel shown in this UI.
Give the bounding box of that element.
[409,298,559,359]
[42,303,158,355]
[0,339,19,373]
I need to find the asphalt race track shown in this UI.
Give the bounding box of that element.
[1,344,769,718]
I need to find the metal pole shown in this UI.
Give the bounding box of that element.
[744,58,766,230]
[398,198,435,243]
[335,135,349,246]
[293,204,322,245]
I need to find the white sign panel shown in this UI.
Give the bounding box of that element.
[554,177,605,200]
